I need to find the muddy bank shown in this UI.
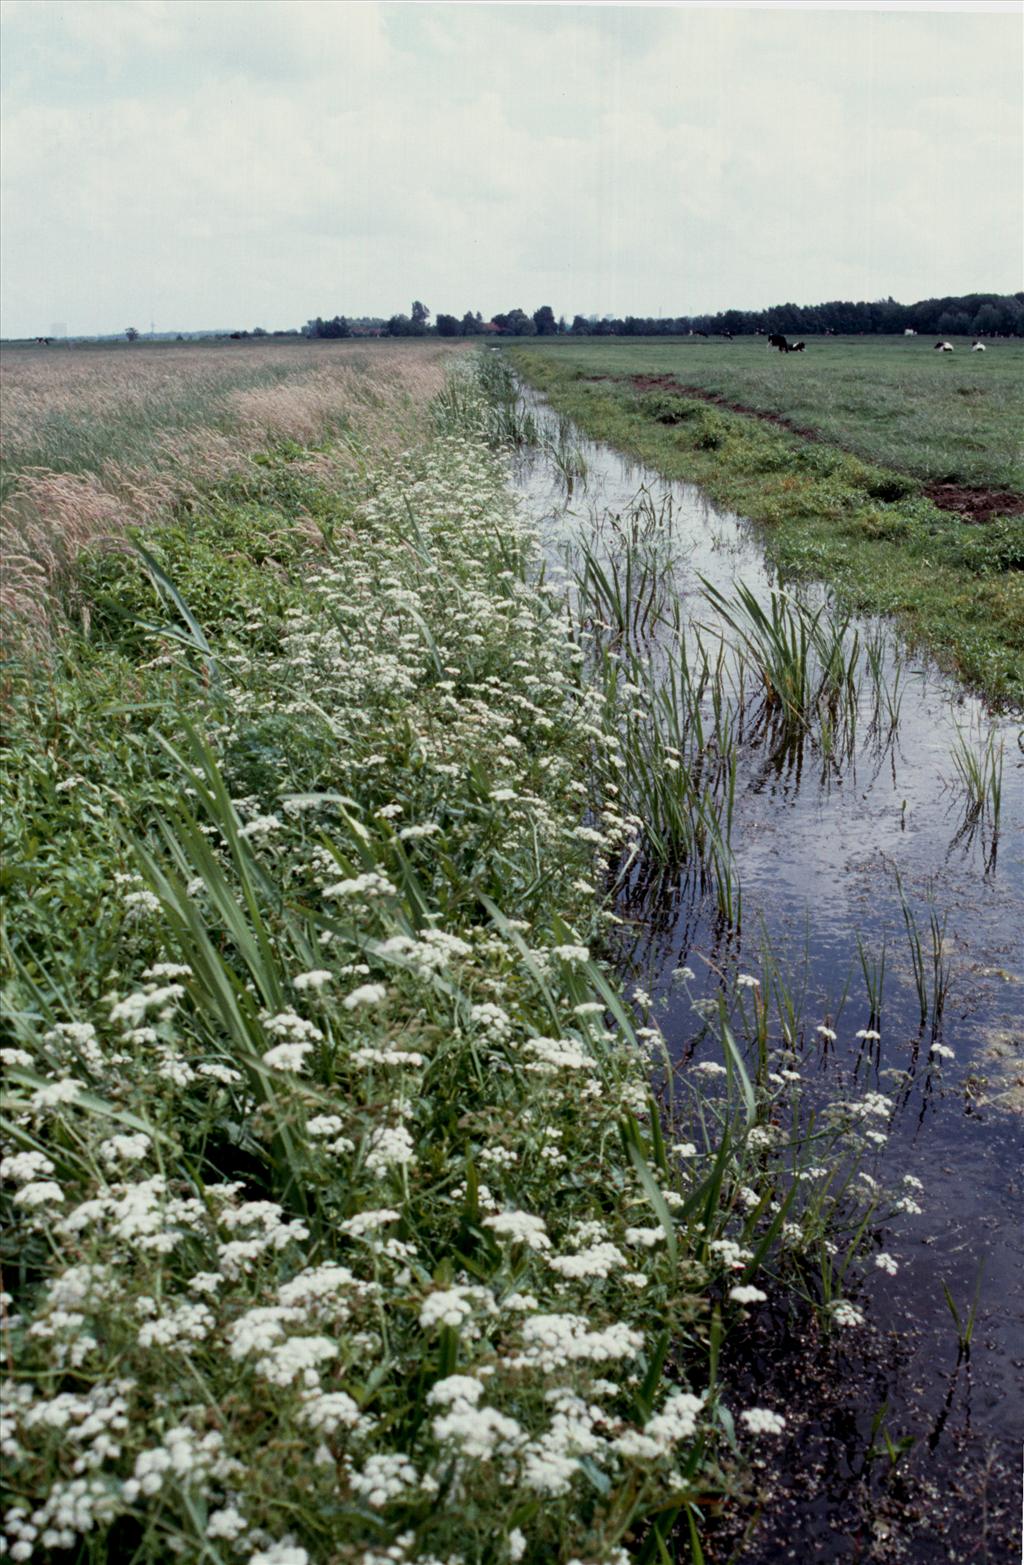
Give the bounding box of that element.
[921,482,1024,523]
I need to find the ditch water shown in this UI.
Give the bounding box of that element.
[508,393,1023,1563]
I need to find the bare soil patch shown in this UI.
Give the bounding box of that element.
[922,483,1024,523]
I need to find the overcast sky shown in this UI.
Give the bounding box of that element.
[1,1,1021,336]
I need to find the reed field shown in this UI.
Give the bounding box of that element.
[0,345,930,1563]
[506,336,1024,704]
[0,338,459,654]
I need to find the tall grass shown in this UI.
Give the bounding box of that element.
[0,352,922,1564]
[1,339,459,655]
[701,577,861,747]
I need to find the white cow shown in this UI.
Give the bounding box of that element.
[972,341,986,352]
[934,341,954,352]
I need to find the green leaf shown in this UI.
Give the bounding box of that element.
[623,1115,678,1264]
[134,542,221,687]
[687,1506,707,1565]
[636,1328,671,1420]
[720,1015,756,1126]
[578,1456,612,1495]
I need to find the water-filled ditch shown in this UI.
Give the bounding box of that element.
[509,391,1023,1562]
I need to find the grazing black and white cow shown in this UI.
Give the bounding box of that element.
[934,341,954,352]
[788,341,806,353]
[971,341,986,352]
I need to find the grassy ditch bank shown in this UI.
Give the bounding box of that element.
[2,355,916,1564]
[504,343,1024,706]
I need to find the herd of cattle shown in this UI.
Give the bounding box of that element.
[764,334,988,355]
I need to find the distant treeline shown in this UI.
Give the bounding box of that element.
[27,292,1016,347]
[303,292,1024,340]
[564,291,1024,338]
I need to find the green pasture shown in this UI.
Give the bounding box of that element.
[505,337,1024,705]
[504,334,1024,490]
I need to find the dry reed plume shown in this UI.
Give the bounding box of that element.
[1,339,460,655]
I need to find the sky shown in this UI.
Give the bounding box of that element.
[1,0,1021,337]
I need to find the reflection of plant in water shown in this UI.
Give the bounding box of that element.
[895,871,953,1041]
[857,931,887,1034]
[864,624,906,740]
[942,1260,984,1360]
[544,431,588,495]
[948,725,1003,871]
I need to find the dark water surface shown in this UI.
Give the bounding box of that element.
[510,397,1023,1563]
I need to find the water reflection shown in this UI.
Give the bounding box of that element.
[509,391,1024,1558]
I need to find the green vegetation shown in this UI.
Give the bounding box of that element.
[506,334,1024,487]
[504,338,1024,704]
[0,338,458,499]
[0,355,911,1563]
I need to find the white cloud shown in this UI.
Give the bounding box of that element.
[1,1,1020,335]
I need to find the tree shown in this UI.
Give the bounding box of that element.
[571,315,591,335]
[532,305,557,335]
[460,312,482,335]
[304,316,350,338]
[936,309,970,336]
[971,303,1002,336]
[436,313,461,337]
[125,326,139,342]
[501,308,536,336]
[410,301,430,335]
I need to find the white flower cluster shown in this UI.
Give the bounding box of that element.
[483,1211,551,1251]
[1,367,913,1565]
[365,1124,416,1175]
